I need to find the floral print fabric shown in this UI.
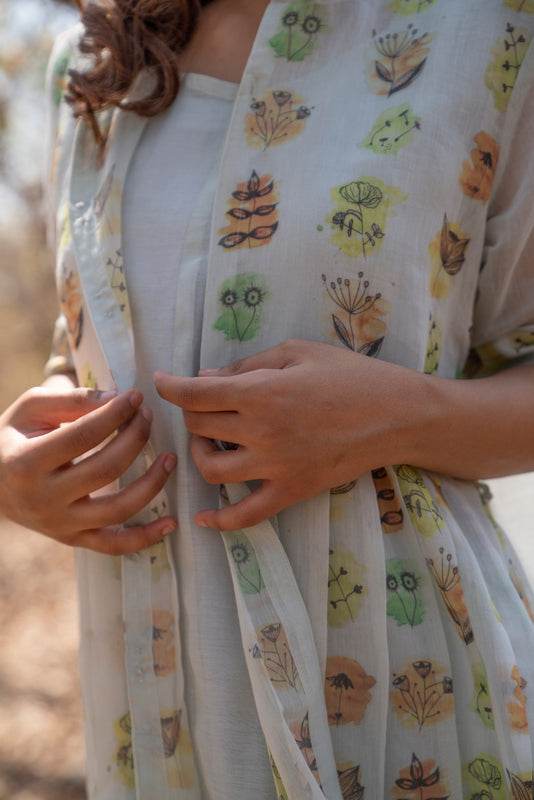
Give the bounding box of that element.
[45,1,534,798]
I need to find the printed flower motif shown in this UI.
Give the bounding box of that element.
[426,547,474,645]
[372,466,404,532]
[428,214,471,298]
[328,547,367,627]
[322,272,390,355]
[324,656,376,726]
[152,609,176,677]
[369,25,434,96]
[392,753,449,799]
[392,659,454,729]
[504,0,534,11]
[226,533,264,594]
[388,0,440,14]
[508,665,529,733]
[336,762,365,800]
[485,23,531,111]
[270,2,325,61]
[327,177,406,260]
[361,103,421,155]
[467,756,503,790]
[424,314,441,375]
[472,663,494,729]
[289,713,321,781]
[59,265,83,349]
[245,89,313,150]
[395,465,446,537]
[213,273,269,342]
[506,769,534,800]
[386,558,425,627]
[459,131,500,203]
[218,171,279,250]
[256,621,302,690]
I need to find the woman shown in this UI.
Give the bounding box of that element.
[1,0,534,797]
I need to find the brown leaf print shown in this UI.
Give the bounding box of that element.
[429,214,470,298]
[152,610,176,677]
[218,171,279,250]
[325,656,376,726]
[459,131,500,203]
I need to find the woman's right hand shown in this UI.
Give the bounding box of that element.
[0,385,177,554]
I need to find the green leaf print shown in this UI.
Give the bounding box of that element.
[463,755,506,800]
[388,0,440,13]
[328,547,367,627]
[269,2,325,62]
[327,178,406,260]
[361,103,421,155]
[472,663,495,729]
[424,314,441,375]
[53,51,70,106]
[213,273,269,342]
[485,23,532,111]
[226,533,264,594]
[386,558,425,627]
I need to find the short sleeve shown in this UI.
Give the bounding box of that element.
[465,41,534,379]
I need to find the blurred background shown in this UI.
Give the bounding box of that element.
[0,1,532,798]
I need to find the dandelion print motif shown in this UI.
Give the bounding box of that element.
[426,547,474,645]
[485,23,532,111]
[322,273,389,355]
[245,89,313,150]
[214,273,269,342]
[369,25,434,97]
[361,103,421,155]
[269,2,326,62]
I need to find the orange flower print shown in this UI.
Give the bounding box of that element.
[459,131,499,203]
[508,665,529,733]
[152,610,176,677]
[218,171,279,250]
[426,547,473,645]
[325,656,376,726]
[245,89,312,150]
[392,658,454,729]
[369,25,434,96]
[392,753,449,800]
[59,266,83,349]
[289,712,321,785]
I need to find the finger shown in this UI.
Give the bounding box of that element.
[69,452,177,529]
[190,435,253,484]
[199,339,303,378]
[73,517,177,556]
[182,409,242,441]
[11,386,119,430]
[154,371,242,412]
[57,407,156,500]
[31,390,145,470]
[195,481,286,531]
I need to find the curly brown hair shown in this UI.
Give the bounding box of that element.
[67,0,212,145]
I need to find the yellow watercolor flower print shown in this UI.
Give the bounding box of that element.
[218,171,279,250]
[506,769,534,799]
[504,0,534,10]
[328,547,367,627]
[428,214,471,298]
[388,0,440,14]
[485,24,531,111]
[459,131,500,203]
[391,658,454,729]
[152,609,176,677]
[395,465,446,537]
[392,753,449,800]
[508,665,529,733]
[80,363,98,390]
[324,656,376,726]
[245,89,312,150]
[327,178,406,260]
[369,25,434,97]
[462,755,506,800]
[269,752,290,800]
[472,662,494,729]
[321,272,390,356]
[424,314,441,375]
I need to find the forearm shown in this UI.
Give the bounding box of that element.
[401,364,534,480]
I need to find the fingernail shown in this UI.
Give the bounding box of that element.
[161,522,177,536]
[198,367,219,376]
[141,407,153,423]
[129,390,143,409]
[97,389,118,402]
[196,519,209,528]
[163,454,177,473]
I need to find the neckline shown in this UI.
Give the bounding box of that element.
[181,71,240,101]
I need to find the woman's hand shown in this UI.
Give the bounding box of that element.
[0,384,177,553]
[154,339,424,531]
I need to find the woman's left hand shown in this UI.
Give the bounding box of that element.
[154,339,423,530]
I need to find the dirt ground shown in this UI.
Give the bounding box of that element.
[0,518,86,800]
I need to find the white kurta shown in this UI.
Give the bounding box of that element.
[45,2,534,798]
